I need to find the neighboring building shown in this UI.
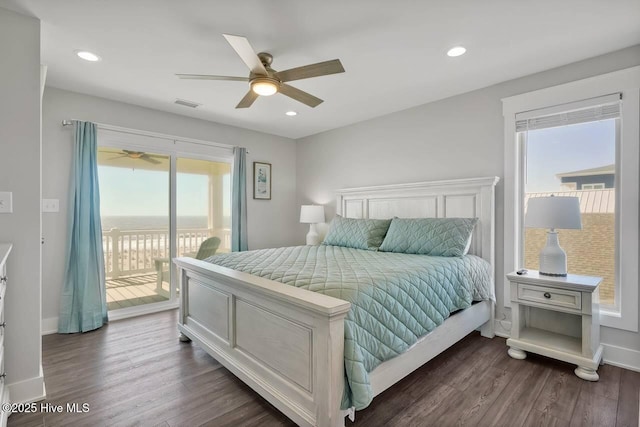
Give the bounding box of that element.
[524,188,615,305]
[556,164,615,190]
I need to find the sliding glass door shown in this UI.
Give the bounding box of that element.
[176,158,232,258]
[96,132,232,316]
[97,147,172,311]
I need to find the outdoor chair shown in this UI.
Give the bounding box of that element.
[154,236,222,293]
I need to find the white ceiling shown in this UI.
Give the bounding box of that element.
[2,0,639,139]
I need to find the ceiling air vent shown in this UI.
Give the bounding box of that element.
[174,98,201,108]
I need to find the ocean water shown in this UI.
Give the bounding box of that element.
[101,216,208,231]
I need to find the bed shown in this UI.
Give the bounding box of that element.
[174,176,499,427]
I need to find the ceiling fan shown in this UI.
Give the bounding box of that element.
[176,34,345,109]
[108,150,163,165]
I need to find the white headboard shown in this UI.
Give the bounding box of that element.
[336,176,499,275]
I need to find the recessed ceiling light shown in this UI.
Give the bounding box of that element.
[75,50,101,62]
[447,46,467,57]
[285,111,297,116]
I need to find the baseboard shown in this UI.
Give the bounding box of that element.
[8,368,46,404]
[42,302,179,335]
[602,343,640,372]
[41,317,58,335]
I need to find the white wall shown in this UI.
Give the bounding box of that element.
[296,45,640,367]
[41,87,297,324]
[0,7,45,402]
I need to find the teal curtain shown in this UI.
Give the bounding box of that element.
[58,121,108,333]
[231,147,248,251]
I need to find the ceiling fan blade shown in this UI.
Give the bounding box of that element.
[107,155,128,161]
[175,74,249,82]
[141,156,162,165]
[276,59,345,82]
[223,34,268,75]
[279,84,323,108]
[236,90,259,109]
[122,150,145,155]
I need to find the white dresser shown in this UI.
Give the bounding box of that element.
[0,244,10,426]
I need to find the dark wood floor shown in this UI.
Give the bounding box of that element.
[8,310,639,427]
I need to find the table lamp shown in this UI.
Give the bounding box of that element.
[525,195,582,277]
[300,205,325,245]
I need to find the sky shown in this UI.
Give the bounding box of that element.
[525,119,616,192]
[98,165,230,217]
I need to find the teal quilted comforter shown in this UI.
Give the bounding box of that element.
[204,245,493,410]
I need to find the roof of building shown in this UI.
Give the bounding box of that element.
[525,189,615,214]
[556,164,615,178]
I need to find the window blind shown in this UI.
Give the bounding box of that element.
[515,93,621,132]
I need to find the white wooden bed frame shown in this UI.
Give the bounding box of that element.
[174,176,499,427]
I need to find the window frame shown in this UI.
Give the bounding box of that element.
[502,66,639,332]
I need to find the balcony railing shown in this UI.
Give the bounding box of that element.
[103,227,231,279]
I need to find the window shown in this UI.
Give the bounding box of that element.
[581,183,605,190]
[518,110,618,307]
[503,66,639,332]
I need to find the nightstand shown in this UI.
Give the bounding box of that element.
[506,270,603,381]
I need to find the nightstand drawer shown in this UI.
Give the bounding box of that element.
[517,284,581,310]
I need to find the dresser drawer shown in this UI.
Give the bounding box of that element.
[517,284,581,310]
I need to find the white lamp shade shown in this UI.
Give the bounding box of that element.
[300,205,325,224]
[525,196,582,230]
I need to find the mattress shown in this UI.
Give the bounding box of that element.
[205,245,494,410]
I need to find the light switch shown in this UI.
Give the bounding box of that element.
[42,198,60,213]
[0,192,12,213]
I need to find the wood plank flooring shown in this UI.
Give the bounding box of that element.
[8,310,639,427]
[106,273,168,311]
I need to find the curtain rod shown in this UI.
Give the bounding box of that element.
[61,119,248,153]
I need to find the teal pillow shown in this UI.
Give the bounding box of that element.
[322,216,392,251]
[379,217,478,256]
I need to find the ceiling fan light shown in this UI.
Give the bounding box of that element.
[251,80,278,96]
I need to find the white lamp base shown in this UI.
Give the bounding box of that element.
[306,223,320,245]
[539,229,567,277]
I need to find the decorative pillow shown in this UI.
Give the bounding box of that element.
[378,217,478,257]
[322,216,392,251]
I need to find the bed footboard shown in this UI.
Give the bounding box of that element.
[174,257,351,427]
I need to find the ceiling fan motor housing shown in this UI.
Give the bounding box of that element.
[257,52,273,67]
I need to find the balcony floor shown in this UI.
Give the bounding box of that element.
[106,273,169,311]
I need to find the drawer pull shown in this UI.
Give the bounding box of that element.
[0,276,5,284]
[0,322,6,328]
[0,373,6,380]
[543,292,551,299]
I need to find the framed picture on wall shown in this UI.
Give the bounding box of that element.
[253,161,271,200]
